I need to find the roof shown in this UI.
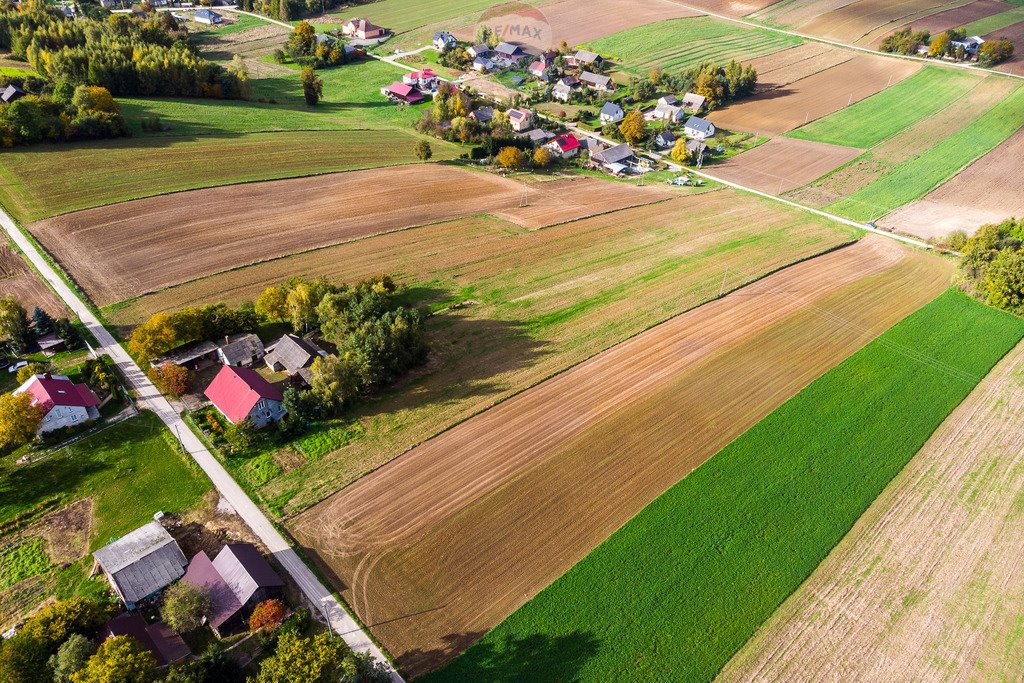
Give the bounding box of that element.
[195,8,220,19]
[593,142,635,165]
[574,49,600,63]
[213,543,285,606]
[685,115,715,135]
[604,162,628,174]
[407,69,437,79]
[528,60,545,72]
[495,42,522,55]
[99,614,189,667]
[433,30,455,40]
[686,139,708,153]
[470,106,494,122]
[93,522,187,605]
[15,373,99,412]
[265,334,321,373]
[656,129,676,144]
[600,101,623,116]
[581,71,611,87]
[385,82,420,97]
[653,102,681,118]
[314,33,335,43]
[218,333,264,366]
[552,83,572,96]
[153,340,218,367]
[681,92,706,110]
[347,18,380,31]
[658,94,678,106]
[470,44,491,54]
[508,108,531,122]
[1,84,26,103]
[550,133,580,152]
[559,76,580,87]
[204,365,283,424]
[36,332,65,351]
[520,128,554,142]
[182,551,242,629]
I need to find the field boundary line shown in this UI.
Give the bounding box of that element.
[0,203,403,682]
[674,3,1024,81]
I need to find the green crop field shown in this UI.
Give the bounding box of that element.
[788,68,980,148]
[828,83,1024,221]
[963,7,1024,36]
[427,290,1024,683]
[585,17,802,75]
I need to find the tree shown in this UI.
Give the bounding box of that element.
[53,319,82,349]
[929,32,951,57]
[619,108,647,145]
[669,136,689,164]
[694,70,725,109]
[495,145,526,170]
[148,363,192,397]
[980,38,1015,65]
[223,418,257,453]
[985,248,1024,314]
[249,599,287,632]
[161,581,211,633]
[946,229,969,252]
[127,312,176,362]
[532,145,552,167]
[255,632,347,683]
[287,282,318,332]
[414,140,432,161]
[71,636,156,683]
[309,354,360,412]
[49,634,96,683]
[32,306,54,335]
[0,393,44,453]
[256,286,289,321]
[16,361,48,384]
[71,86,118,113]
[20,598,113,650]
[289,20,316,56]
[300,67,323,106]
[0,632,49,683]
[0,295,32,354]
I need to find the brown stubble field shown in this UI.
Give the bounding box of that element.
[868,0,1013,48]
[744,43,854,92]
[708,55,920,134]
[33,167,672,307]
[762,0,969,44]
[719,340,1024,682]
[0,245,66,316]
[289,237,954,676]
[537,0,700,46]
[706,137,862,193]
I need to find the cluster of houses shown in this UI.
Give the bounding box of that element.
[89,517,287,667]
[381,68,440,104]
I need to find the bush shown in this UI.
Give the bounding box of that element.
[249,598,287,632]
[49,634,96,683]
[148,363,192,397]
[161,581,211,633]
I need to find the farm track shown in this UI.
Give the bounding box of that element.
[719,340,1024,682]
[290,236,953,677]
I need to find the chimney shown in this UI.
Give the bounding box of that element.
[225,335,230,345]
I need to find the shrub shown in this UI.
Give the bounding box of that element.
[249,599,287,632]
[161,581,211,633]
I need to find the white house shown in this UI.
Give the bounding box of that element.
[403,69,439,91]
[599,101,624,124]
[468,44,492,59]
[433,31,457,51]
[508,108,532,132]
[650,99,684,122]
[473,56,495,72]
[684,115,716,140]
[544,133,581,158]
[13,373,100,434]
[194,8,222,25]
[681,92,707,112]
[552,83,572,102]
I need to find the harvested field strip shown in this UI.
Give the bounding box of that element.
[537,0,701,49]
[0,244,66,315]
[964,5,1024,33]
[704,137,862,193]
[584,17,802,74]
[828,82,1024,220]
[795,0,975,45]
[872,0,1016,47]
[34,169,672,307]
[428,289,1023,683]
[720,338,1024,682]
[788,67,979,148]
[0,130,460,224]
[745,43,854,91]
[291,237,953,677]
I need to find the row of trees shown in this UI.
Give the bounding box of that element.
[0,296,80,355]
[881,26,1014,65]
[0,4,249,98]
[0,79,128,147]
[957,218,1024,315]
[644,60,757,111]
[128,303,260,364]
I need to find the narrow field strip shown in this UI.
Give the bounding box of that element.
[787,67,979,148]
[427,289,1024,683]
[827,82,1024,220]
[964,6,1024,35]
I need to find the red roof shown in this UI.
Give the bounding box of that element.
[552,133,580,152]
[528,60,545,72]
[408,69,436,79]
[385,82,424,102]
[19,374,99,412]
[204,366,283,424]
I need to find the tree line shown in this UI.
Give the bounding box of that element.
[881,26,1014,65]
[957,217,1024,315]
[0,76,128,146]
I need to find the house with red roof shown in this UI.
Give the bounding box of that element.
[341,18,384,40]
[381,81,425,104]
[545,133,581,158]
[13,373,100,434]
[204,366,284,428]
[403,68,438,91]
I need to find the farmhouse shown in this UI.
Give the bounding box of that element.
[545,133,581,158]
[600,101,625,124]
[381,82,425,104]
[684,115,716,140]
[552,83,572,102]
[1,84,26,103]
[204,365,285,427]
[581,71,614,92]
[265,333,326,385]
[655,128,676,149]
[93,521,188,609]
[528,60,547,78]
[494,42,526,65]
[342,18,384,40]
[99,613,190,667]
[194,8,222,25]
[568,49,603,68]
[433,30,457,51]
[681,92,706,112]
[403,69,439,91]
[508,108,533,132]
[13,373,100,434]
[216,332,265,368]
[591,142,637,174]
[951,36,985,56]
[468,44,492,59]
[469,106,494,123]
[182,543,285,637]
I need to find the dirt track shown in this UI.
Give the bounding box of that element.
[709,55,920,134]
[707,138,861,193]
[719,340,1024,682]
[31,167,670,306]
[290,236,953,677]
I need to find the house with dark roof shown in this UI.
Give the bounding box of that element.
[182,543,285,636]
[591,142,637,175]
[13,373,100,434]
[558,75,580,88]
[684,115,716,140]
[381,82,425,104]
[433,30,457,51]
[216,333,265,368]
[467,44,492,59]
[98,613,190,667]
[655,128,677,149]
[472,56,495,73]
[194,8,222,24]
[494,42,526,65]
[264,334,326,386]
[568,49,602,68]
[93,522,188,609]
[204,366,285,427]
[469,106,494,123]
[599,101,624,124]
[36,332,66,356]
[519,127,554,144]
[1,84,26,103]
[580,71,613,92]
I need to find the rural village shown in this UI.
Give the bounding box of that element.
[0,0,1023,681]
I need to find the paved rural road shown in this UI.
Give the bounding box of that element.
[0,208,402,682]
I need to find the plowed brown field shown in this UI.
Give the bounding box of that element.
[719,340,1024,682]
[878,126,1024,239]
[32,167,671,306]
[707,137,862,193]
[870,0,1013,48]
[671,0,781,17]
[745,43,854,91]
[708,55,920,134]
[0,246,66,315]
[290,236,953,677]
[792,0,969,44]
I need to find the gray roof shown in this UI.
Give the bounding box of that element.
[218,333,265,366]
[600,101,623,117]
[471,106,494,122]
[470,44,491,55]
[212,543,284,607]
[1,84,26,103]
[265,334,322,373]
[495,42,522,55]
[552,83,572,96]
[153,340,217,367]
[434,30,455,41]
[574,49,600,63]
[581,71,611,88]
[658,94,678,106]
[593,142,635,165]
[93,522,187,605]
[520,128,555,143]
[681,92,706,110]
[685,115,715,135]
[686,139,708,154]
[656,129,676,145]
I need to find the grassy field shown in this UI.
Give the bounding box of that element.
[787,67,979,148]
[963,7,1024,35]
[828,84,1024,221]
[427,289,1024,682]
[584,16,802,74]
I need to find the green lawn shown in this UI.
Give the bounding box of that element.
[427,289,1024,683]
[963,7,1024,36]
[584,17,802,75]
[787,67,980,148]
[828,83,1024,221]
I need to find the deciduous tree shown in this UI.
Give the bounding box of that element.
[414,140,432,161]
[128,312,176,362]
[532,145,552,167]
[300,67,323,106]
[495,145,526,169]
[256,286,289,321]
[71,636,156,683]
[249,599,287,632]
[0,295,31,354]
[148,363,192,397]
[618,108,647,145]
[0,393,43,453]
[161,581,211,633]
[49,634,96,683]
[255,632,346,683]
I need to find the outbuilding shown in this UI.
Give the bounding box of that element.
[93,521,188,609]
[194,9,222,25]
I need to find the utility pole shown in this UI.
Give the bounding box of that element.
[719,268,729,297]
